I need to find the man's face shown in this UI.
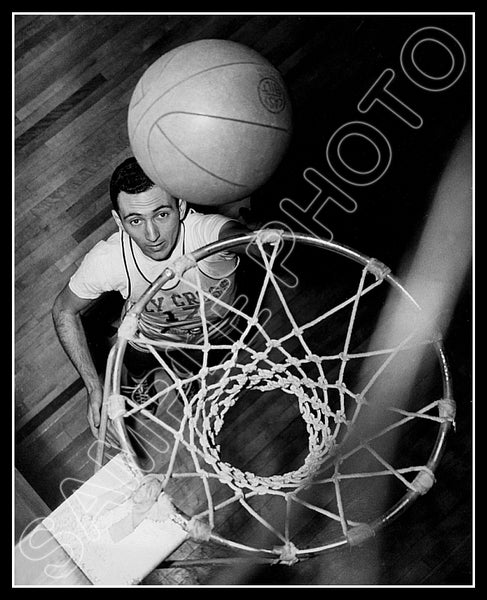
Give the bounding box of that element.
[114,186,186,261]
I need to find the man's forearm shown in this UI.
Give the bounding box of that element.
[52,306,100,393]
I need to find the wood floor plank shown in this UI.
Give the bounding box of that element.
[15,368,79,431]
[16,73,108,154]
[15,150,125,253]
[16,338,83,417]
[17,365,82,427]
[14,14,79,73]
[15,468,51,543]
[15,309,53,355]
[22,429,95,510]
[14,14,61,48]
[421,535,472,585]
[16,354,76,414]
[15,110,129,219]
[229,15,284,47]
[15,262,72,323]
[16,47,106,129]
[17,392,89,470]
[15,15,128,110]
[16,95,127,193]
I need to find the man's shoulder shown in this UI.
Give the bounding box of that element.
[184,208,232,231]
[183,209,231,249]
[79,230,124,277]
[184,208,208,224]
[85,230,121,258]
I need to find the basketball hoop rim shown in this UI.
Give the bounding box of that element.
[96,230,455,557]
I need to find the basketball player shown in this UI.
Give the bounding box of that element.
[52,157,254,441]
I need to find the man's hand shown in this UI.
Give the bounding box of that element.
[87,385,121,448]
[53,284,109,439]
[87,385,103,438]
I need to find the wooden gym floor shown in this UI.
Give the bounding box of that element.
[14,13,473,586]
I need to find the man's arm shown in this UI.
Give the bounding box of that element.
[52,284,103,437]
[218,220,254,254]
[219,219,281,257]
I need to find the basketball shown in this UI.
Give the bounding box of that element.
[127,39,293,206]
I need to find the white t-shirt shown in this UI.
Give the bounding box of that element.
[69,209,239,340]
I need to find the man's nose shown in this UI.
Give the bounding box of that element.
[145,219,160,242]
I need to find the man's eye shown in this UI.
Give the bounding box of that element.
[156,212,169,219]
[129,218,141,226]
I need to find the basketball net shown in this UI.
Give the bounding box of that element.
[95,230,455,566]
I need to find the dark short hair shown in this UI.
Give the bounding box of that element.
[109,157,155,212]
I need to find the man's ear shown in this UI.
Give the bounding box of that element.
[112,209,123,230]
[177,198,188,220]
